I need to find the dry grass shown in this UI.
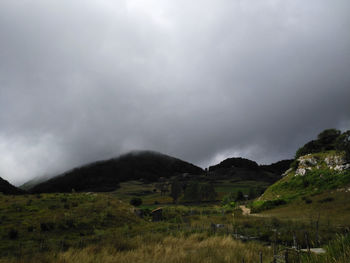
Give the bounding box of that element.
[258,190,350,225]
[7,234,271,263]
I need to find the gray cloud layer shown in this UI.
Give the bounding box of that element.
[1,0,350,185]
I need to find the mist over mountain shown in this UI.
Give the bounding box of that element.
[30,151,203,193]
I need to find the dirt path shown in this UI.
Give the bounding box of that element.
[239,205,251,215]
[239,205,269,217]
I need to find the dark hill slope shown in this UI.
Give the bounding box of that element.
[209,157,260,171]
[260,159,293,175]
[30,151,203,193]
[209,157,292,182]
[0,177,26,195]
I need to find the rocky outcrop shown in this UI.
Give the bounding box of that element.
[324,155,350,171]
[294,152,349,176]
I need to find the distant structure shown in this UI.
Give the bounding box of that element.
[151,207,163,222]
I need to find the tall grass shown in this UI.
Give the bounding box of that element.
[301,234,350,263]
[1,234,272,263]
[59,234,272,263]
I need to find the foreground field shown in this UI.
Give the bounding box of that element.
[1,184,350,262]
[3,234,272,263]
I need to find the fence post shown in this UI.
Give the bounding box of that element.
[316,213,320,246]
[293,232,297,249]
[284,250,288,263]
[305,232,310,253]
[297,243,301,263]
[273,230,277,263]
[18,242,22,259]
[259,251,263,263]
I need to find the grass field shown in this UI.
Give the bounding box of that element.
[112,179,269,205]
[1,177,350,262]
[257,189,350,225]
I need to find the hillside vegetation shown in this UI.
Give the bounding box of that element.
[209,157,293,183]
[252,129,350,212]
[0,192,139,260]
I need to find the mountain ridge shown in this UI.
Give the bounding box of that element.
[0,176,26,195]
[29,150,203,193]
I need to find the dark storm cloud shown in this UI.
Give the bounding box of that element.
[1,0,349,185]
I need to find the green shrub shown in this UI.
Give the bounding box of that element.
[8,228,18,239]
[49,204,59,210]
[318,197,334,203]
[221,192,236,206]
[295,129,341,158]
[302,196,312,204]
[290,159,299,170]
[335,130,350,161]
[40,222,55,232]
[251,199,287,213]
[130,198,142,207]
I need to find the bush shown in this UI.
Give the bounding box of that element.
[183,181,200,202]
[40,222,55,232]
[221,192,236,206]
[130,198,142,207]
[318,197,334,203]
[335,130,350,161]
[290,159,299,170]
[49,204,59,210]
[251,199,287,213]
[318,129,341,147]
[8,228,18,239]
[65,219,75,228]
[236,190,244,201]
[302,196,312,204]
[295,129,342,158]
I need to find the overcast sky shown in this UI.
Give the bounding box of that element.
[1,0,350,185]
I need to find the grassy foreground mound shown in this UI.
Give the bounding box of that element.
[0,192,139,260]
